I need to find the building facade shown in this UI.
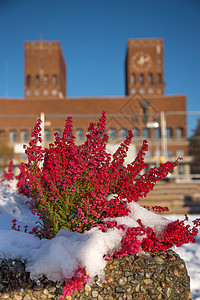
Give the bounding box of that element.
[0,38,191,179]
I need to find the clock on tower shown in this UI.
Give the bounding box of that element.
[131,51,152,71]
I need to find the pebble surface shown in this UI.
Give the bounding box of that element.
[0,250,192,299]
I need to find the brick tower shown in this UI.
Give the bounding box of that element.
[126,38,165,96]
[24,39,66,99]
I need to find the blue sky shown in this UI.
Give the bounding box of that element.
[0,0,200,133]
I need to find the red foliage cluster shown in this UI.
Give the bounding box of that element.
[141,215,200,252]
[61,268,89,299]
[1,159,14,182]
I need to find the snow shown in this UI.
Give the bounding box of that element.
[0,180,200,299]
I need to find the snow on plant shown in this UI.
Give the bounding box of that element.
[2,111,200,298]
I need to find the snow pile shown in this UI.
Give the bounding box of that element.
[24,226,123,281]
[0,181,171,282]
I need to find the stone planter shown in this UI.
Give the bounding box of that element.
[0,250,192,300]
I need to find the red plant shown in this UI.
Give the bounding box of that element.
[16,112,181,238]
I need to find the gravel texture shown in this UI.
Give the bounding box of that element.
[0,250,192,299]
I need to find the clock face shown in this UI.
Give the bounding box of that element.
[131,52,152,71]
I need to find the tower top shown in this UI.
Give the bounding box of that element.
[126,38,165,96]
[24,40,66,99]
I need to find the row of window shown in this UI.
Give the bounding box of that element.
[26,74,58,88]
[145,149,184,158]
[108,127,184,140]
[26,89,58,96]
[131,87,162,95]
[131,73,162,86]
[7,127,184,142]
[8,129,61,142]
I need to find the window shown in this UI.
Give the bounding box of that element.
[148,73,153,85]
[131,88,136,94]
[76,128,84,140]
[9,130,17,142]
[167,150,173,157]
[52,74,58,87]
[20,153,27,159]
[176,149,184,157]
[144,165,150,173]
[131,73,136,85]
[35,75,40,87]
[52,89,57,95]
[132,127,139,138]
[0,130,6,141]
[20,129,28,142]
[43,90,49,96]
[26,75,31,87]
[140,74,144,85]
[148,88,154,94]
[26,90,32,96]
[157,73,162,84]
[178,164,184,175]
[109,128,117,140]
[166,128,172,139]
[120,128,128,140]
[34,90,40,96]
[157,88,162,94]
[44,75,49,87]
[44,129,50,141]
[145,150,151,157]
[142,128,150,139]
[176,127,183,138]
[154,128,161,139]
[154,149,161,157]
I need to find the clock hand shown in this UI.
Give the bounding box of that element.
[137,56,150,65]
[137,56,145,65]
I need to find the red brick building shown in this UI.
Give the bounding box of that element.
[0,38,191,178]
